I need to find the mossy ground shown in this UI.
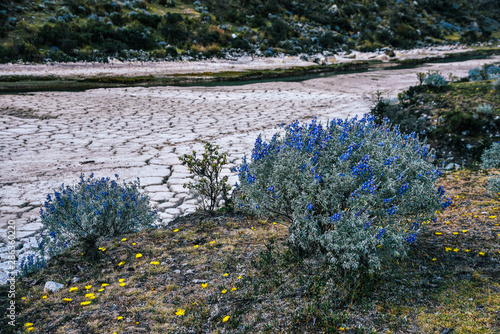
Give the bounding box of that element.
[7,169,500,333]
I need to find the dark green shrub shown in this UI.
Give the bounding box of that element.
[179,142,232,213]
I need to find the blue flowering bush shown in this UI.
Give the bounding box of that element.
[236,115,451,275]
[468,65,500,81]
[480,142,500,169]
[39,173,157,260]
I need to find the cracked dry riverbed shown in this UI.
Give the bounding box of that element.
[1,55,499,284]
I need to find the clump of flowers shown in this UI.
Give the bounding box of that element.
[236,115,451,275]
[38,173,157,261]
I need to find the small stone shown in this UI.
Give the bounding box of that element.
[72,277,80,283]
[174,269,181,274]
[186,269,194,274]
[44,281,64,293]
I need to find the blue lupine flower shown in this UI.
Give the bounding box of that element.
[405,233,417,243]
[330,212,342,222]
[375,228,385,239]
[307,204,314,211]
[385,206,398,215]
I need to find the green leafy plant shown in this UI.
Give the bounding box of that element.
[236,115,451,276]
[179,142,231,213]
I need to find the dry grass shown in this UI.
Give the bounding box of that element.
[8,170,500,333]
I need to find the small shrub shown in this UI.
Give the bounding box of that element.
[488,176,500,197]
[424,72,447,87]
[39,173,157,260]
[476,103,493,114]
[493,78,500,94]
[469,65,500,81]
[416,72,426,85]
[236,115,450,276]
[179,142,231,213]
[19,253,46,276]
[481,142,500,169]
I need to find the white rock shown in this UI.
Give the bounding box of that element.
[44,281,64,293]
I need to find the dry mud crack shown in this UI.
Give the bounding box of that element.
[0,55,499,284]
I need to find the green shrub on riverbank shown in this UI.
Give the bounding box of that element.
[371,75,500,166]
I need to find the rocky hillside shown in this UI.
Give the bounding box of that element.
[1,0,499,63]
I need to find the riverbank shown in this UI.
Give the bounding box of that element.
[1,47,499,93]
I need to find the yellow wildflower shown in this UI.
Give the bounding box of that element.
[435,232,443,235]
[231,287,237,291]
[41,295,47,299]
[69,287,78,292]
[489,216,497,219]
[453,248,460,252]
[118,261,125,266]
[136,253,142,258]
[194,245,200,248]
[209,241,215,244]
[121,238,127,241]
[80,301,91,306]
[223,315,230,322]
[462,230,468,233]
[117,316,123,320]
[445,247,452,252]
[432,258,437,261]
[85,293,95,298]
[119,283,126,287]
[63,298,72,302]
[479,252,486,256]
[150,261,160,265]
[223,273,229,277]
[98,288,104,292]
[119,279,125,282]
[101,283,109,287]
[221,289,227,294]
[173,229,179,232]
[175,309,185,316]
[201,283,208,288]
[465,249,471,252]
[24,323,33,327]
[132,243,136,245]
[237,276,242,279]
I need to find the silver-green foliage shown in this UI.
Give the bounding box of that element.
[39,173,157,258]
[236,115,451,274]
[424,72,447,87]
[480,142,500,169]
[476,103,493,114]
[488,175,500,197]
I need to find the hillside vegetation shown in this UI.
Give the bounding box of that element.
[1,0,499,63]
